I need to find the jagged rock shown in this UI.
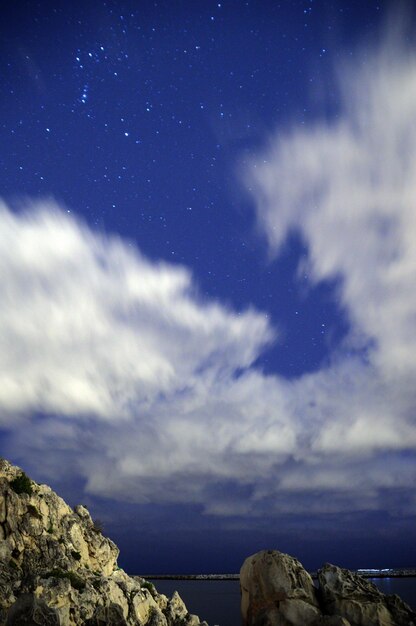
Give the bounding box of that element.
[0,459,118,579]
[146,606,168,626]
[318,564,416,626]
[163,591,188,623]
[240,551,416,626]
[240,549,321,626]
[0,459,208,626]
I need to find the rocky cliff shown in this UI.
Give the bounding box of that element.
[0,459,207,626]
[241,550,416,626]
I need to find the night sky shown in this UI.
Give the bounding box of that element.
[1,0,416,574]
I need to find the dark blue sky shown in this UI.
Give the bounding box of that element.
[1,0,373,376]
[1,0,416,574]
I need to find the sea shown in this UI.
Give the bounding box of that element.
[148,575,416,626]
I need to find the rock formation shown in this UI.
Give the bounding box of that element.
[240,550,416,626]
[0,459,207,626]
[318,563,415,626]
[240,549,321,626]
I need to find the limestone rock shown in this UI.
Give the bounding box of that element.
[0,458,119,579]
[318,564,416,626]
[164,590,188,623]
[240,550,416,626]
[240,549,321,626]
[0,459,208,626]
[146,606,168,626]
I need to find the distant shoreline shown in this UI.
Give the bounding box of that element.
[142,569,416,580]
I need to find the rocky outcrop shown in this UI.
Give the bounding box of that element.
[0,459,207,626]
[240,550,416,626]
[318,563,415,626]
[240,550,321,626]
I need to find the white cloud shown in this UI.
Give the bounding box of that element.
[248,40,416,464]
[0,200,298,508]
[0,201,273,421]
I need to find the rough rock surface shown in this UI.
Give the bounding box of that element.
[240,550,416,626]
[240,549,321,626]
[0,459,208,626]
[318,563,416,626]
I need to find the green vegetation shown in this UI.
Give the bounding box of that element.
[45,569,86,591]
[71,550,81,561]
[10,472,33,496]
[141,580,156,595]
[47,523,54,534]
[8,559,18,570]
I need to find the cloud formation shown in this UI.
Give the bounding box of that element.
[0,201,297,507]
[248,40,416,460]
[0,201,272,421]
[2,36,416,525]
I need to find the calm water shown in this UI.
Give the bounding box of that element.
[149,578,416,626]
